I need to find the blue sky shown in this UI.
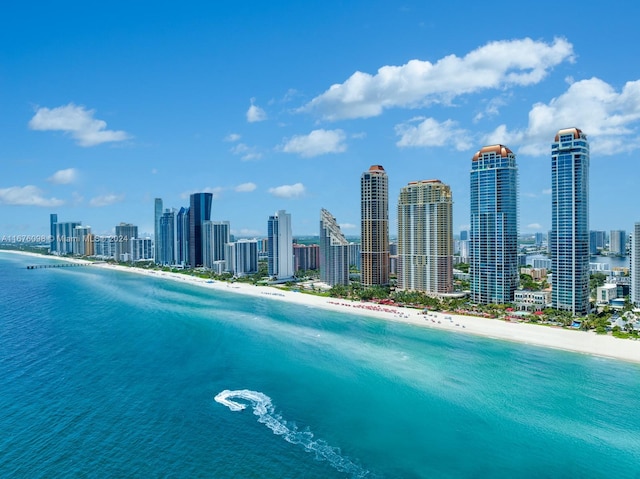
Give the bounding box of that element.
[2,1,640,238]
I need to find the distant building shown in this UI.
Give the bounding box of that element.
[154,198,163,262]
[177,207,190,266]
[347,243,361,269]
[534,232,544,248]
[590,230,606,255]
[49,213,58,253]
[361,165,389,286]
[54,221,81,255]
[73,226,92,256]
[115,223,138,262]
[470,145,519,304]
[459,230,468,241]
[267,210,294,279]
[632,223,640,307]
[159,209,177,266]
[610,230,626,256]
[131,238,153,261]
[225,239,258,277]
[319,208,350,286]
[550,128,590,315]
[532,257,552,270]
[203,221,230,269]
[397,179,453,294]
[293,243,320,272]
[520,267,547,281]
[189,193,213,267]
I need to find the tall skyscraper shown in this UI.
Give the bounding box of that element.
[225,239,258,277]
[189,193,212,267]
[551,128,590,315]
[159,208,177,265]
[609,230,626,256]
[177,207,189,266]
[267,210,293,279]
[632,223,640,307]
[397,179,453,294]
[589,230,606,255]
[361,165,389,286]
[470,145,519,304]
[203,221,230,269]
[54,221,81,255]
[319,208,350,286]
[154,198,163,263]
[115,223,138,261]
[49,213,58,253]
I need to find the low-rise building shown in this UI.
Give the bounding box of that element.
[514,290,551,311]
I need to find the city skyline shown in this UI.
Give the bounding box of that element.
[2,2,640,237]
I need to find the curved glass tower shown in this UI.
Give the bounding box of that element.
[551,128,590,315]
[470,145,519,304]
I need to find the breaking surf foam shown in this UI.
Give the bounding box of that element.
[214,389,369,478]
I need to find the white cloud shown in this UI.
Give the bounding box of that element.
[527,223,543,230]
[179,187,224,200]
[47,168,78,185]
[268,183,305,198]
[230,143,262,161]
[485,77,640,155]
[89,193,125,207]
[303,37,574,120]
[281,129,347,157]
[233,228,262,237]
[0,185,64,207]
[395,117,472,150]
[246,98,267,123]
[29,103,131,146]
[225,133,241,142]
[235,182,257,193]
[542,188,552,195]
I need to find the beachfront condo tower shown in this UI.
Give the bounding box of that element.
[267,210,294,280]
[632,223,640,307]
[154,198,163,263]
[470,145,519,304]
[361,165,389,286]
[189,192,213,267]
[550,128,590,315]
[203,221,230,269]
[319,208,350,286]
[397,180,453,294]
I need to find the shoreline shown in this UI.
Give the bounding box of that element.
[4,249,640,365]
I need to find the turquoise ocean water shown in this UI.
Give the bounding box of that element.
[1,252,640,478]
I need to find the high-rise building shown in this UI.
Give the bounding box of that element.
[159,208,177,265]
[551,128,590,315]
[610,230,626,256]
[177,207,189,266]
[225,239,258,277]
[534,232,544,248]
[189,193,213,267]
[131,238,153,261]
[54,221,81,255]
[49,213,58,253]
[73,225,93,256]
[203,221,230,269]
[589,230,606,255]
[397,179,453,294]
[267,210,294,279]
[115,223,138,262]
[632,223,640,307]
[470,145,519,304]
[361,165,389,286]
[154,198,163,263]
[293,244,320,272]
[319,208,350,286]
[459,230,468,241]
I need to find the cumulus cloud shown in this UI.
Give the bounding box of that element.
[234,182,257,193]
[246,98,267,123]
[527,223,543,230]
[268,183,305,198]
[0,185,64,207]
[233,228,262,237]
[395,117,472,150]
[29,103,131,146]
[47,168,78,184]
[542,188,552,195]
[303,37,574,120]
[281,129,347,157]
[339,223,357,230]
[89,193,125,207]
[230,143,262,161]
[485,77,640,155]
[225,133,241,142]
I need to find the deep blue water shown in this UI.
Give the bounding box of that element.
[1,252,640,478]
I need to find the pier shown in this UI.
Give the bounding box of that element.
[26,262,105,270]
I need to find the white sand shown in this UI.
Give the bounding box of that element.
[6,249,640,364]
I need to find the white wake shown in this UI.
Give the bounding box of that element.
[214,389,369,478]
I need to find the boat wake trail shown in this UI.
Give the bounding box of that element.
[214,389,370,478]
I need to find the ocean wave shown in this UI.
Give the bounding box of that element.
[214,389,370,478]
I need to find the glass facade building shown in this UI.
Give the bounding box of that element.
[550,128,590,315]
[361,165,389,286]
[470,145,519,304]
[632,223,640,307]
[319,208,350,286]
[189,193,213,267]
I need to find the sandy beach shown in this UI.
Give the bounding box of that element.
[5,249,640,364]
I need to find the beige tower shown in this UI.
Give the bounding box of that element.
[397,180,453,294]
[360,165,389,286]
